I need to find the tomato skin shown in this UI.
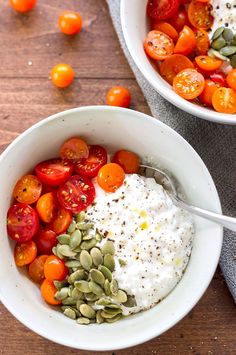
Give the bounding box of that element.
[210,73,226,87]
[41,279,61,305]
[14,240,37,267]
[199,79,221,107]
[58,11,82,35]
[195,29,210,56]
[75,145,107,178]
[28,255,48,284]
[170,8,189,32]
[13,174,42,205]
[106,86,131,108]
[174,26,196,56]
[173,68,205,100]
[7,203,39,242]
[36,192,57,223]
[112,150,140,174]
[147,0,180,20]
[97,163,125,193]
[226,69,236,91]
[34,229,57,255]
[152,21,178,42]
[195,56,222,72]
[35,158,73,187]
[160,54,194,84]
[144,30,174,60]
[212,87,236,114]
[188,0,213,30]
[44,255,68,281]
[51,64,74,88]
[48,208,72,235]
[60,137,89,161]
[9,0,36,13]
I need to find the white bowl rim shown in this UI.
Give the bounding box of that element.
[0,106,223,351]
[120,0,236,125]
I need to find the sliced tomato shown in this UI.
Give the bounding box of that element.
[60,137,89,161]
[212,88,236,114]
[34,229,57,255]
[210,73,227,87]
[48,208,72,235]
[14,240,37,267]
[152,21,178,41]
[36,192,58,223]
[7,203,39,242]
[28,255,48,284]
[147,0,180,20]
[75,145,107,178]
[35,158,73,186]
[173,68,205,100]
[160,54,194,84]
[195,29,210,55]
[57,175,95,213]
[41,279,61,305]
[97,163,125,193]
[226,69,236,91]
[174,25,196,55]
[195,56,222,72]
[13,174,42,204]
[199,79,221,107]
[188,0,213,30]
[144,30,174,60]
[169,7,189,32]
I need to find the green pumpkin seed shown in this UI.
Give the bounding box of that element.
[95,297,111,306]
[61,305,80,316]
[110,279,118,296]
[57,244,77,258]
[96,310,104,324]
[75,211,86,223]
[54,245,64,259]
[67,220,77,234]
[98,265,112,281]
[104,279,111,296]
[103,254,115,272]
[62,297,77,306]
[53,280,68,290]
[82,232,94,240]
[74,280,91,293]
[90,247,103,266]
[104,307,122,316]
[76,299,84,309]
[118,258,126,267]
[105,314,122,323]
[95,232,103,242]
[79,304,96,319]
[80,250,92,270]
[76,222,94,230]
[68,269,86,284]
[230,54,236,68]
[105,303,120,309]
[88,281,104,296]
[123,295,137,308]
[77,317,90,325]
[208,48,230,61]
[101,241,115,255]
[211,36,226,50]
[222,28,234,41]
[84,292,99,302]
[100,310,118,319]
[68,285,74,297]
[69,229,82,250]
[212,26,225,40]
[57,234,70,245]
[71,288,83,300]
[65,260,81,268]
[55,287,69,301]
[63,308,76,320]
[80,238,97,251]
[220,46,236,57]
[112,290,127,303]
[90,269,105,285]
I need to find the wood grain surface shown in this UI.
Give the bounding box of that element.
[0,1,235,354]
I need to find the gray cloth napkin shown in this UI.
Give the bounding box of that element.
[107,0,236,301]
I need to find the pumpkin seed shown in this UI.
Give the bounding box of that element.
[65,260,81,268]
[98,265,112,281]
[68,269,86,284]
[80,250,92,270]
[76,222,94,230]
[90,247,103,266]
[110,279,118,296]
[123,295,137,308]
[79,304,96,319]
[80,238,97,250]
[88,281,104,296]
[101,241,115,255]
[211,36,226,50]
[76,299,84,309]
[118,258,126,267]
[90,269,105,285]
[62,297,77,306]
[54,280,68,290]
[230,54,236,68]
[77,317,90,325]
[67,220,77,234]
[57,234,70,245]
[105,314,122,323]
[75,211,86,223]
[69,229,82,250]
[55,287,69,301]
[105,303,120,309]
[208,48,230,61]
[68,285,74,297]
[104,279,111,296]
[54,245,64,259]
[57,244,77,258]
[71,288,83,300]
[95,232,103,242]
[101,310,117,319]
[52,246,57,256]
[82,234,93,240]
[212,26,225,40]
[84,293,99,302]
[103,254,115,272]
[63,308,76,320]
[95,297,111,306]
[220,46,236,57]
[112,290,127,303]
[222,28,234,41]
[104,307,122,316]
[96,310,104,324]
[74,280,91,293]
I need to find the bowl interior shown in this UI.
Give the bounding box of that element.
[120,0,236,124]
[0,106,222,351]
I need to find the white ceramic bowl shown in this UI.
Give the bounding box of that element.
[121,0,236,125]
[0,106,222,351]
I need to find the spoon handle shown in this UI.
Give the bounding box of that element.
[173,197,236,232]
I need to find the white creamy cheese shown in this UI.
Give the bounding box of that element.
[87,174,194,315]
[211,0,236,34]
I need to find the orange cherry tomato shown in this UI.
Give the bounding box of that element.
[36,192,57,223]
[195,56,222,72]
[112,150,140,174]
[106,86,131,108]
[28,255,48,284]
[160,54,194,84]
[60,137,89,161]
[13,174,42,205]
[51,64,74,88]
[188,0,213,30]
[48,207,72,235]
[58,11,82,35]
[226,69,236,91]
[173,68,205,100]
[41,279,61,305]
[9,0,36,13]
[14,240,37,267]
[97,163,125,193]
[152,21,178,42]
[144,30,174,60]
[212,88,236,114]
[44,255,68,281]
[195,29,210,55]
[174,25,196,56]
[169,8,189,32]
[199,79,221,107]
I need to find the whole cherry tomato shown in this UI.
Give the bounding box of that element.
[9,0,37,13]
[112,150,140,174]
[106,86,131,108]
[44,255,68,281]
[97,163,125,193]
[51,64,74,88]
[58,11,82,35]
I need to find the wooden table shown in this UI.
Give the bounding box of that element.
[0,1,235,354]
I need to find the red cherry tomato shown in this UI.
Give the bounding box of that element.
[60,137,89,161]
[48,207,72,235]
[97,163,125,193]
[14,240,37,267]
[28,255,48,284]
[112,150,140,174]
[9,0,37,13]
[57,175,95,214]
[36,192,57,224]
[144,30,174,60]
[7,203,39,242]
[13,174,42,205]
[174,26,196,56]
[35,159,73,186]
[170,7,189,32]
[210,73,226,87]
[199,79,221,107]
[160,54,194,84]
[34,229,57,255]
[41,279,61,305]
[147,0,180,21]
[106,86,131,108]
[58,11,82,35]
[44,255,68,281]
[75,145,107,178]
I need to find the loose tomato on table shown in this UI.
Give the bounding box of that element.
[36,192,57,223]
[144,30,174,60]
[212,88,236,114]
[226,69,236,91]
[173,68,205,100]
[160,54,194,84]
[97,163,125,193]
[58,11,82,35]
[195,29,210,55]
[35,158,73,186]
[13,174,42,205]
[174,26,196,56]
[147,0,180,20]
[44,255,68,281]
[57,175,95,214]
[169,7,189,32]
[34,229,57,255]
[195,56,222,72]
[60,137,89,161]
[152,21,178,42]
[41,279,61,305]
[75,145,107,178]
[7,203,39,242]
[199,79,221,107]
[28,255,48,284]
[51,63,75,88]
[188,0,213,30]
[106,86,131,108]
[14,240,37,267]
[48,207,72,235]
[112,150,140,174]
[9,0,36,12]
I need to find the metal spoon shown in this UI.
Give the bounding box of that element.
[139,164,236,232]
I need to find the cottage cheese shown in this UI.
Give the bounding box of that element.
[211,0,236,34]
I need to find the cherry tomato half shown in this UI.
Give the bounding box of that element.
[112,150,140,174]
[7,203,39,242]
[35,158,73,186]
[147,0,180,21]
[58,11,82,35]
[48,208,72,235]
[57,175,95,213]
[14,240,37,267]
[188,0,213,30]
[170,7,189,32]
[34,229,57,255]
[144,30,174,60]
[13,174,42,205]
[160,54,194,84]
[195,56,222,72]
[44,255,68,281]
[41,279,61,305]
[28,255,48,284]
[226,69,236,91]
[174,26,196,56]
[51,63,74,88]
[199,79,221,107]
[75,145,107,178]
[60,137,89,161]
[152,21,178,42]
[36,192,57,223]
[106,86,131,108]
[97,163,125,193]
[212,88,236,114]
[173,68,205,100]
[195,29,210,56]
[9,0,36,13]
